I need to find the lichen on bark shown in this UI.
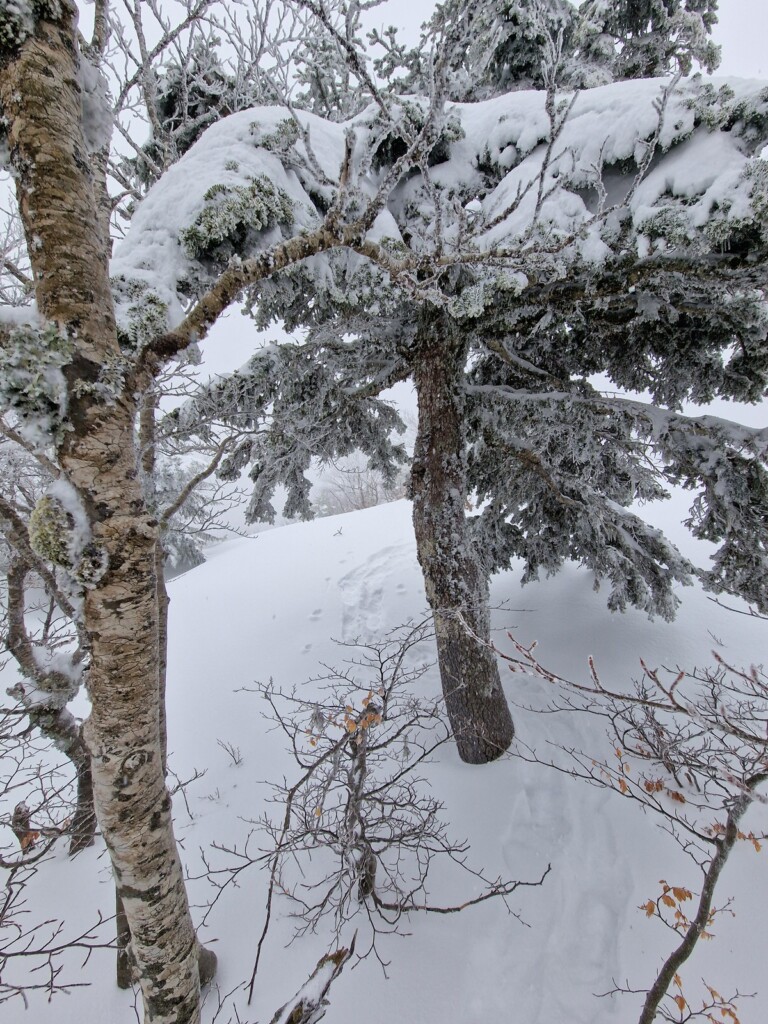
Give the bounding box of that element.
[0,2,63,57]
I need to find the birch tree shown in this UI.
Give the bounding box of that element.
[0,0,447,1016]
[0,3,219,1020]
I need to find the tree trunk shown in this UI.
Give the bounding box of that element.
[157,544,171,770]
[139,387,170,771]
[115,889,135,991]
[4,557,97,854]
[62,720,96,856]
[410,310,514,764]
[0,8,208,1020]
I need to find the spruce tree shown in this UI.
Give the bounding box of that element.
[421,0,580,99]
[113,1,768,764]
[578,0,721,79]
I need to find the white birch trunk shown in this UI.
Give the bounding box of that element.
[0,6,206,1020]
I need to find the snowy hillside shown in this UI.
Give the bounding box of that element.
[11,499,768,1023]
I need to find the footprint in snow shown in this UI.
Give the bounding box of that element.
[337,545,410,642]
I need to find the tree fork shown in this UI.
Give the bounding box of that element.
[410,309,514,764]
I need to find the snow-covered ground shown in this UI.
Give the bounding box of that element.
[6,498,768,1023]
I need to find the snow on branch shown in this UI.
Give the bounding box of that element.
[110,72,768,365]
[268,942,354,1024]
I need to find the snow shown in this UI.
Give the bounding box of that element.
[0,303,37,328]
[110,108,347,331]
[48,477,91,559]
[5,498,768,1023]
[633,129,751,230]
[111,75,768,337]
[28,647,82,695]
[271,958,339,1024]
[77,53,113,156]
[447,76,765,251]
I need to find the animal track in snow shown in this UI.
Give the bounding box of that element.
[337,544,411,642]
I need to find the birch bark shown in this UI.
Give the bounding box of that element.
[0,6,207,1020]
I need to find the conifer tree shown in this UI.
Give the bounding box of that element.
[421,0,580,98]
[578,0,720,79]
[137,1,768,764]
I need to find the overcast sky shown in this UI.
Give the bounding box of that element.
[713,0,766,77]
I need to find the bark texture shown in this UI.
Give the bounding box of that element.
[138,387,170,770]
[0,7,209,1020]
[411,311,514,764]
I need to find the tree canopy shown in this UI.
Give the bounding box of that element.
[114,69,768,615]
